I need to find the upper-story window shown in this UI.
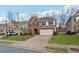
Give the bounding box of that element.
[33,21,37,25]
[34,22,37,24]
[49,21,53,25]
[46,21,49,26]
[53,21,55,25]
[42,21,46,25]
[42,21,49,26]
[76,16,79,22]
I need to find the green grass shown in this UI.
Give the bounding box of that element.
[48,34,79,45]
[1,35,32,41]
[45,46,68,52]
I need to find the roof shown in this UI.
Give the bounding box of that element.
[39,17,54,20]
[29,16,38,22]
[10,21,28,26]
[0,21,28,29]
[15,21,28,26]
[38,17,56,22]
[29,15,55,22]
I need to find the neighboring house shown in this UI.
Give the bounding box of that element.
[7,21,28,34]
[0,24,6,33]
[66,11,79,33]
[28,16,56,35]
[0,21,28,35]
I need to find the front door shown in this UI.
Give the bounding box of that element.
[34,28,39,35]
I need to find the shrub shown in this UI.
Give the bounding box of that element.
[53,32,58,35]
[66,31,77,35]
[66,31,71,34]
[71,32,76,35]
[20,32,32,36]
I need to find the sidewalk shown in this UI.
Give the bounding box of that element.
[46,44,79,52]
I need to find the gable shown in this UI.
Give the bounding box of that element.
[29,16,39,22]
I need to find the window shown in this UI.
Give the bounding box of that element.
[34,22,37,24]
[53,21,55,25]
[49,21,53,25]
[46,21,49,26]
[42,21,49,26]
[42,21,46,25]
[76,17,79,22]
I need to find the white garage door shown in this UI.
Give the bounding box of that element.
[40,29,53,35]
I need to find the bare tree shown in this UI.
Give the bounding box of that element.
[58,6,79,28]
[7,11,14,22]
[58,10,66,28]
[65,6,79,21]
[7,11,14,32]
[52,13,57,26]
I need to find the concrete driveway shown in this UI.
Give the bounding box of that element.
[12,35,51,51]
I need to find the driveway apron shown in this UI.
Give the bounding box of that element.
[13,35,51,50]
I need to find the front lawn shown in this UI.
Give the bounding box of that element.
[1,35,32,41]
[48,34,79,45]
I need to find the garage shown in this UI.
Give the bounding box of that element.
[40,29,53,35]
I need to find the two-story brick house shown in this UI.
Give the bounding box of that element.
[28,16,56,35]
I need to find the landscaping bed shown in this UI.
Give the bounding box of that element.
[0,35,32,41]
[70,48,79,52]
[48,34,79,45]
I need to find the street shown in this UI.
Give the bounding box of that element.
[0,45,43,53]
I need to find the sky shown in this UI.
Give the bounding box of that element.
[0,5,64,23]
[1,5,79,24]
[0,5,64,15]
[0,5,65,23]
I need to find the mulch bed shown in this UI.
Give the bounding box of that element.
[70,48,79,51]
